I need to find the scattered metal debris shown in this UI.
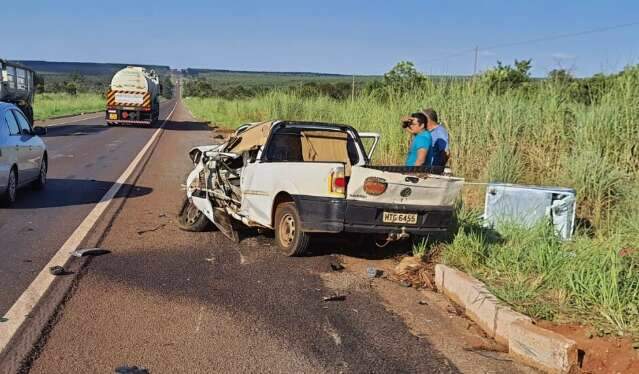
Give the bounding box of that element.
[400,280,412,288]
[71,248,111,257]
[49,266,66,276]
[136,223,165,235]
[366,267,383,278]
[330,262,345,271]
[322,294,346,302]
[115,365,149,374]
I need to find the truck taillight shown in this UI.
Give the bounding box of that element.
[363,177,387,196]
[329,168,346,195]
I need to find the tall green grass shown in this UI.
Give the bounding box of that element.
[184,73,639,336]
[34,93,104,121]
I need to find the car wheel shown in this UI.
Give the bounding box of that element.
[177,196,212,232]
[1,168,18,206]
[274,202,310,256]
[33,158,47,190]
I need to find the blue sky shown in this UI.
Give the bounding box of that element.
[4,1,638,77]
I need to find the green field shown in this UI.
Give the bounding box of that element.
[33,93,104,121]
[183,69,379,89]
[184,71,639,338]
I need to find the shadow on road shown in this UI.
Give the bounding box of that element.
[235,227,412,260]
[5,178,152,209]
[44,124,112,138]
[162,120,211,132]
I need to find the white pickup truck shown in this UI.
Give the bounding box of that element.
[179,120,464,256]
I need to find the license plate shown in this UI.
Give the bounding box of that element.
[109,113,118,120]
[382,212,418,224]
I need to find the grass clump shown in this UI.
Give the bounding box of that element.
[34,93,104,121]
[445,208,639,336]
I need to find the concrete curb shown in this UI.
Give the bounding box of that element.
[435,264,577,373]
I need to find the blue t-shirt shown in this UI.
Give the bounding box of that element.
[405,131,432,166]
[427,125,449,167]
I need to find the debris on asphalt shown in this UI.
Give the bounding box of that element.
[322,294,346,302]
[400,280,412,288]
[392,256,436,290]
[49,265,67,276]
[366,267,383,278]
[115,365,149,374]
[330,262,345,271]
[136,223,165,235]
[0,317,8,323]
[71,247,111,257]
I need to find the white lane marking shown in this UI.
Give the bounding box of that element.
[0,102,178,353]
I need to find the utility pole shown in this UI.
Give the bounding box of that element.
[351,74,355,104]
[473,46,479,76]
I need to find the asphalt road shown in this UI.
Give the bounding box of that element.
[0,98,177,316]
[16,99,530,373]
[0,81,531,372]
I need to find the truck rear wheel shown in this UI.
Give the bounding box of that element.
[274,202,310,256]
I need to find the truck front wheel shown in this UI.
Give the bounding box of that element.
[274,202,310,256]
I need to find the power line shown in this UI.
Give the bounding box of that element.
[422,20,639,63]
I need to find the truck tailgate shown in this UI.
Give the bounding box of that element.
[347,165,464,207]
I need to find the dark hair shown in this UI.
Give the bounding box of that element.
[410,112,428,125]
[422,108,438,123]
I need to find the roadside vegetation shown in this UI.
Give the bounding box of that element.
[184,60,639,338]
[33,93,104,121]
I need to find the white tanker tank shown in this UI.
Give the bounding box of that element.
[106,66,160,125]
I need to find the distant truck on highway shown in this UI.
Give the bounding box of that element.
[106,66,160,126]
[0,59,35,124]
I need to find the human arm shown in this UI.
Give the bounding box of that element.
[414,148,428,166]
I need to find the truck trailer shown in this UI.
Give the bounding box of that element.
[106,66,160,126]
[0,59,35,124]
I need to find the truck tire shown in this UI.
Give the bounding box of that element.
[274,202,310,256]
[1,168,18,207]
[178,196,212,232]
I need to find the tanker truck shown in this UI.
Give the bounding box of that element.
[106,66,160,126]
[0,59,35,124]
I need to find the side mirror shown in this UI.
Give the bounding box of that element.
[33,126,47,136]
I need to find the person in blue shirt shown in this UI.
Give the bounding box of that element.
[403,112,432,166]
[422,108,450,168]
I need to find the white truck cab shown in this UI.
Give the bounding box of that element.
[180,120,463,256]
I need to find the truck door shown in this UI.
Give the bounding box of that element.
[12,109,42,182]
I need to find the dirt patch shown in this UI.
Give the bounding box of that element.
[537,321,639,373]
[320,271,371,293]
[331,255,535,373]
